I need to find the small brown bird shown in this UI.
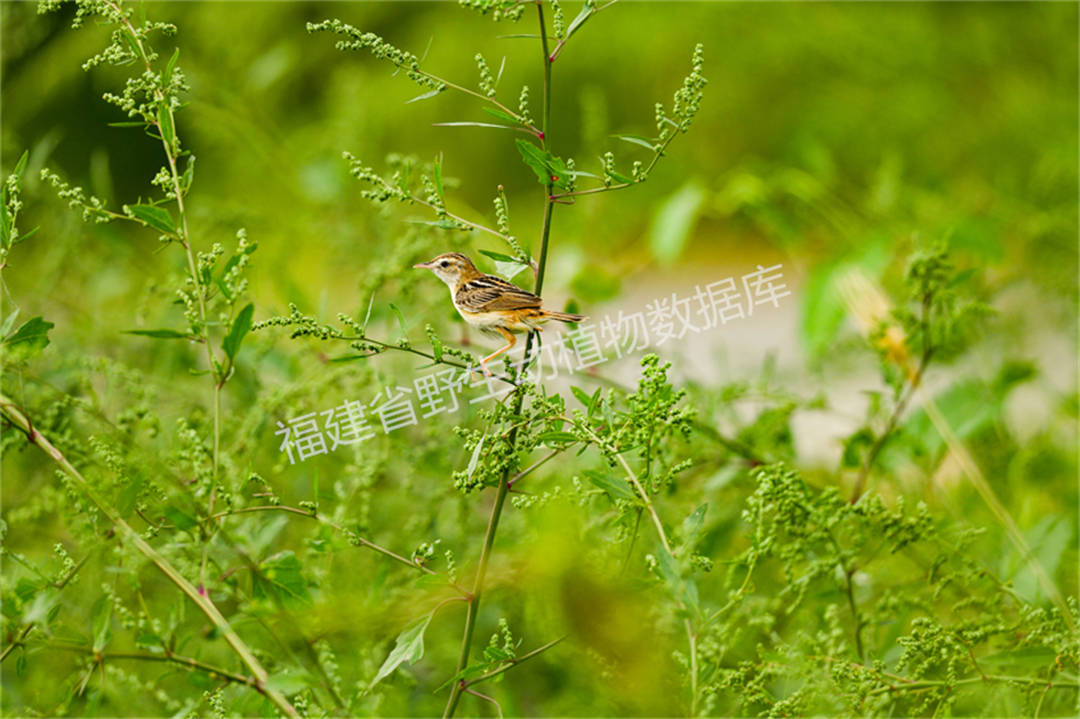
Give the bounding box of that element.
[413,252,585,375]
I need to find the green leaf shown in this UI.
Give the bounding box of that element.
[655,544,680,586]
[681,503,707,548]
[222,303,254,363]
[3,316,54,361]
[107,121,149,128]
[536,431,577,446]
[163,48,180,86]
[466,435,486,481]
[435,661,493,692]
[647,181,705,265]
[123,328,192,339]
[162,506,198,532]
[433,156,445,203]
[127,204,176,234]
[515,139,571,189]
[585,470,636,502]
[370,614,433,689]
[433,121,515,130]
[92,595,113,651]
[564,2,596,42]
[405,87,444,104]
[12,149,29,182]
[256,551,313,608]
[158,105,175,152]
[478,249,515,263]
[266,671,313,695]
[570,385,594,410]
[388,303,408,342]
[1,309,20,339]
[482,107,520,124]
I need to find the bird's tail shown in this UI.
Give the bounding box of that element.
[543,310,586,323]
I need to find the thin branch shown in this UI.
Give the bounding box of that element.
[336,332,519,387]
[37,643,257,688]
[443,8,557,717]
[849,345,932,503]
[463,687,504,719]
[464,635,566,688]
[550,130,678,201]
[508,445,570,489]
[212,504,469,593]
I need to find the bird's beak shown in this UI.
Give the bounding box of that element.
[413,261,433,270]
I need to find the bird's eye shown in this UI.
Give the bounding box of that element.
[439,260,450,268]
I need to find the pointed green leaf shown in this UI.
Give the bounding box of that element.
[256,551,313,608]
[123,328,192,339]
[681,503,707,548]
[433,121,515,130]
[570,385,594,410]
[222,303,254,363]
[163,48,180,86]
[3,316,53,361]
[158,106,175,152]
[405,87,444,104]
[585,470,636,502]
[613,134,657,151]
[433,157,445,203]
[370,614,433,689]
[92,595,113,651]
[482,107,520,124]
[565,3,596,41]
[127,204,176,234]
[0,309,20,339]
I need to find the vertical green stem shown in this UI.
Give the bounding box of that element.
[107,0,222,588]
[444,4,556,717]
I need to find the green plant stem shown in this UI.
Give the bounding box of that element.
[444,9,557,717]
[0,394,299,719]
[212,504,463,586]
[842,566,865,661]
[464,635,566,688]
[537,1,552,147]
[338,332,517,386]
[850,344,932,503]
[443,477,511,718]
[550,129,678,200]
[104,0,223,592]
[571,418,703,714]
[864,674,1078,697]
[34,642,257,688]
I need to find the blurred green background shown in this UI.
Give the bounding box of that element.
[2,1,1077,716]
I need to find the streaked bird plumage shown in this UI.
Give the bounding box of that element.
[413,252,585,374]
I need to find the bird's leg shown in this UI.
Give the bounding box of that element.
[480,328,516,378]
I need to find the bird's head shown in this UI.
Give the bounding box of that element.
[413,252,478,287]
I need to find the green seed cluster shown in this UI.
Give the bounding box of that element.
[458,0,526,23]
[475,53,497,98]
[308,19,446,92]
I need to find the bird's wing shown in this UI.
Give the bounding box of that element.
[456,274,542,312]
